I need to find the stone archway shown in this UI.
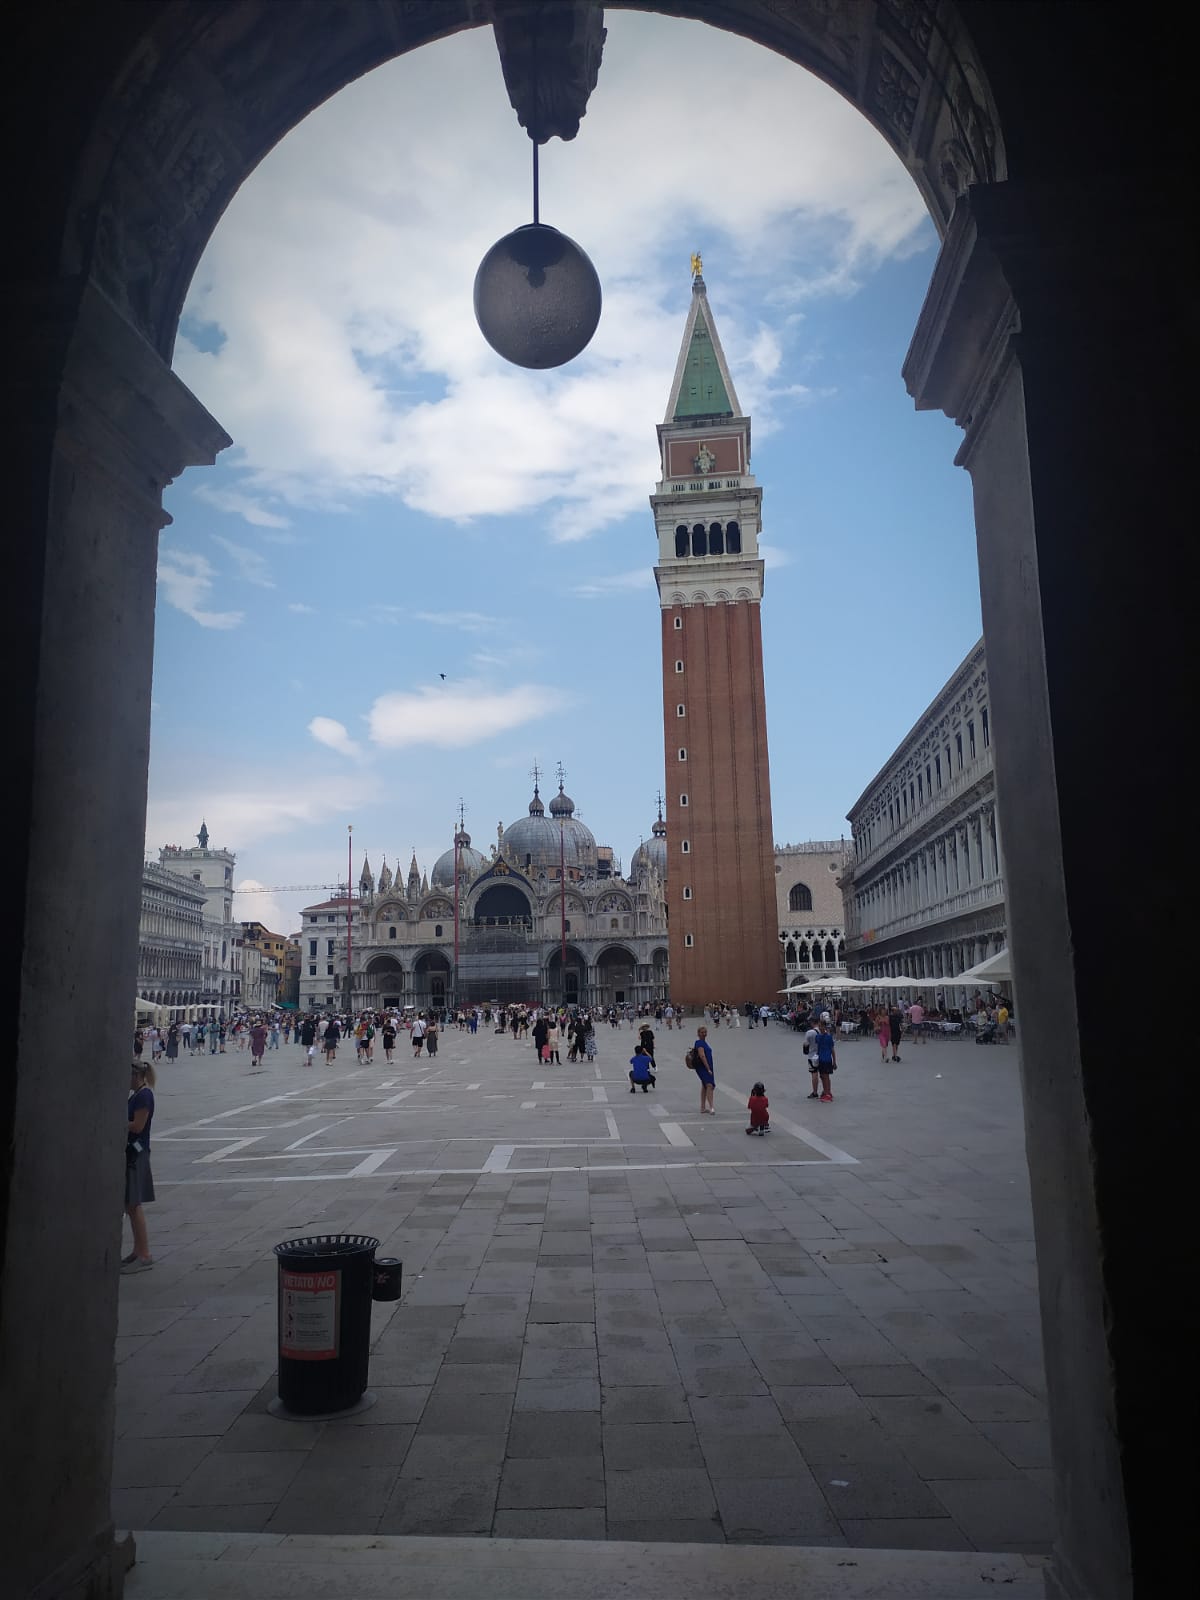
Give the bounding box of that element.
[412,950,452,1010]
[7,7,1187,1600]
[473,882,533,925]
[594,943,638,1008]
[362,954,405,1010]
[651,945,669,1000]
[545,942,588,1005]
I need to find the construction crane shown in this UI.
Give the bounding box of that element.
[231,883,352,895]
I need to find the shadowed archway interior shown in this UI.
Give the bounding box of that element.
[4,5,1187,1600]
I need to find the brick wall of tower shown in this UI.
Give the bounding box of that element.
[662,601,781,1007]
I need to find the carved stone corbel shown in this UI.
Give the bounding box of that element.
[486,0,606,142]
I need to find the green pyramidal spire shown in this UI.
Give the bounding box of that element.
[673,307,733,419]
[665,268,744,423]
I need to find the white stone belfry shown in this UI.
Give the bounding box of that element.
[651,273,765,611]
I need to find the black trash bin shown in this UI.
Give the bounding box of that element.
[273,1234,380,1416]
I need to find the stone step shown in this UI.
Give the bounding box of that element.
[123,1531,1048,1598]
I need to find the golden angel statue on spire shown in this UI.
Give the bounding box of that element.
[690,251,703,279]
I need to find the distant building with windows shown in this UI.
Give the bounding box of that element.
[240,921,288,1007]
[841,640,1006,987]
[137,861,206,1011]
[281,937,301,1009]
[775,841,852,990]
[158,822,238,1015]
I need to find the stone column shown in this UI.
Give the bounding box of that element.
[905,178,1187,1600]
[4,282,229,1600]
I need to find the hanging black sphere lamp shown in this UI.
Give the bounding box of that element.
[474,5,604,370]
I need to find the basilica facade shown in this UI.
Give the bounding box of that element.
[303,782,670,1014]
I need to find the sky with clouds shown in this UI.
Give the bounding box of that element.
[148,11,982,939]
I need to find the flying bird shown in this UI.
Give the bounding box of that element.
[439,673,446,680]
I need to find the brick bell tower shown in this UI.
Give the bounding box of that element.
[652,260,780,1008]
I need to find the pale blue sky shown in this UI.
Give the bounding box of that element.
[149,13,980,936]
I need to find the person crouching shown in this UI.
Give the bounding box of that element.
[629,1045,657,1093]
[746,1081,770,1136]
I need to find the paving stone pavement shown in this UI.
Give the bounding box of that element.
[113,1020,1053,1551]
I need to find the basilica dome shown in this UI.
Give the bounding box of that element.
[631,810,668,881]
[503,785,597,876]
[430,827,487,889]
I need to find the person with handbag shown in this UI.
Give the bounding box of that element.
[689,1025,716,1114]
[122,1061,157,1274]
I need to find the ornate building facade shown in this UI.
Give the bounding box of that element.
[652,268,779,1006]
[302,783,670,1014]
[841,641,1006,987]
[776,841,852,990]
[136,861,206,1010]
[158,824,240,1013]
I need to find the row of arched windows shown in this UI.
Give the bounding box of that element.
[785,939,845,965]
[674,521,742,558]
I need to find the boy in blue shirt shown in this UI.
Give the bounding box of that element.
[814,1021,838,1101]
[629,1044,656,1092]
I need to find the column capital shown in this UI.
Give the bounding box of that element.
[903,176,1185,467]
[18,277,230,525]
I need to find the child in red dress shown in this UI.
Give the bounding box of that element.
[746,1082,769,1136]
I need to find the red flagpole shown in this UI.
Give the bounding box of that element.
[453,815,461,1011]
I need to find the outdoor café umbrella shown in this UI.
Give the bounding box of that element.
[956,949,1012,984]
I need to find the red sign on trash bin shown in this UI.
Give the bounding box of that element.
[280,1268,340,1360]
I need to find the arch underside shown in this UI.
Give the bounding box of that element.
[75,1,1003,360]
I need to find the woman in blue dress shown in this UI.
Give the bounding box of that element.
[691,1025,716,1115]
[123,1061,156,1273]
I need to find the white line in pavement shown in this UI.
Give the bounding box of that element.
[168,1083,339,1133]
[647,1104,668,1118]
[604,1111,620,1140]
[532,1081,546,1089]
[376,1089,415,1108]
[592,1085,609,1103]
[284,1120,349,1151]
[162,1155,848,1185]
[347,1150,395,1176]
[198,1137,263,1163]
[483,1144,515,1173]
[714,1081,857,1163]
[659,1122,694,1148]
[521,1101,536,1110]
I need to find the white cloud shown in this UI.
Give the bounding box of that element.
[759,542,793,569]
[146,772,378,851]
[308,716,362,759]
[288,602,315,613]
[194,484,291,528]
[173,14,929,544]
[367,679,566,749]
[411,611,494,633]
[212,535,276,588]
[232,879,291,938]
[157,549,244,629]
[572,569,654,599]
[749,327,783,380]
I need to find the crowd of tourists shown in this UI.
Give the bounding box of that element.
[776,993,1014,1048]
